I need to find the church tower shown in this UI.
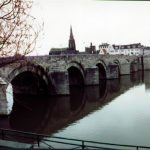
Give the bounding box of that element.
[68,26,76,51]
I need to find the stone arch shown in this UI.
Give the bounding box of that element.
[67,61,85,86]
[7,61,56,95]
[113,59,121,76]
[67,61,85,77]
[96,59,107,80]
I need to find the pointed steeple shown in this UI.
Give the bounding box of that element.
[70,26,73,39]
[68,26,76,51]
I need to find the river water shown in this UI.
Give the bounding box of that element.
[1,71,150,148]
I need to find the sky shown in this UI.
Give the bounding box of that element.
[31,0,150,55]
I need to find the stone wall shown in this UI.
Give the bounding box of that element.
[0,83,8,115]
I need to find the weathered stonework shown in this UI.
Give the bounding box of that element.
[106,64,119,79]
[0,54,142,115]
[120,63,131,75]
[0,54,141,94]
[51,71,69,95]
[0,82,8,115]
[85,67,99,85]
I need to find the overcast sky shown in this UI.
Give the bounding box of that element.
[31,0,150,55]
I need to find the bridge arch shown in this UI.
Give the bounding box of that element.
[113,59,121,76]
[67,61,85,86]
[7,62,56,95]
[96,60,107,80]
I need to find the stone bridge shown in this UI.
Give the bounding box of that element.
[0,54,142,114]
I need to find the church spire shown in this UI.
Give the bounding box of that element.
[70,26,74,39]
[68,26,76,51]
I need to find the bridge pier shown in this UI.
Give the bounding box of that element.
[139,56,144,71]
[130,62,139,73]
[120,63,131,75]
[106,64,119,79]
[51,71,69,95]
[85,67,99,85]
[0,80,9,115]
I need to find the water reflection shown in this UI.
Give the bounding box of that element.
[143,71,150,91]
[130,71,144,84]
[0,71,147,144]
[9,95,51,133]
[70,86,85,113]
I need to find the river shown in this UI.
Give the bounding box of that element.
[1,71,150,149]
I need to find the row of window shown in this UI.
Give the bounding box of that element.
[99,46,109,49]
[107,49,141,52]
[113,45,141,49]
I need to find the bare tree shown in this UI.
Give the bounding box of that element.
[0,0,42,57]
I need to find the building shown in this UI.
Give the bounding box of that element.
[99,43,114,55]
[85,43,96,54]
[49,48,68,55]
[49,26,79,55]
[99,43,143,56]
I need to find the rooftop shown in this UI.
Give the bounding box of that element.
[50,48,68,52]
[112,43,142,49]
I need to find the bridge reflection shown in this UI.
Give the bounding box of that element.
[0,71,145,143]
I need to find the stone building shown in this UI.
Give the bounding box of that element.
[49,26,79,55]
[85,43,96,54]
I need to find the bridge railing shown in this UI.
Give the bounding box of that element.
[0,128,150,149]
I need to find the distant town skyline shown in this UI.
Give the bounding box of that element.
[31,0,150,55]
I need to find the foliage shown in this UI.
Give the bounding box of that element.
[0,0,42,56]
